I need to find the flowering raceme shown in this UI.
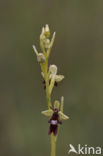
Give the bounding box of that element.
[33,24,69,156]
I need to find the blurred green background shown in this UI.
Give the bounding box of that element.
[0,0,103,156]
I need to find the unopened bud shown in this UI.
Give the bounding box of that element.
[44,24,50,38]
[44,39,50,48]
[37,53,45,63]
[41,27,45,35]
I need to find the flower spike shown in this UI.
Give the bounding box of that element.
[33,25,69,156]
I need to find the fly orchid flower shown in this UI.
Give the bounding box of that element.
[32,45,45,63]
[42,99,69,136]
[49,64,64,82]
[41,65,64,90]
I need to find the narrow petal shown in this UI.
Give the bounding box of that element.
[32,45,38,55]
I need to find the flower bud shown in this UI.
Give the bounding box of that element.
[44,24,50,38]
[40,27,46,42]
[44,39,50,48]
[37,53,45,63]
[41,27,45,35]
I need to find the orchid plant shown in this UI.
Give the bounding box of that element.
[33,24,69,156]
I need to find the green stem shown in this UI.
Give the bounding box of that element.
[40,43,56,156]
[49,76,55,95]
[44,57,56,156]
[51,134,56,156]
[45,59,52,109]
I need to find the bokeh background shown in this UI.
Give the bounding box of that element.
[0,0,103,156]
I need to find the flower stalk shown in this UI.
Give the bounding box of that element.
[51,133,56,156]
[33,24,69,156]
